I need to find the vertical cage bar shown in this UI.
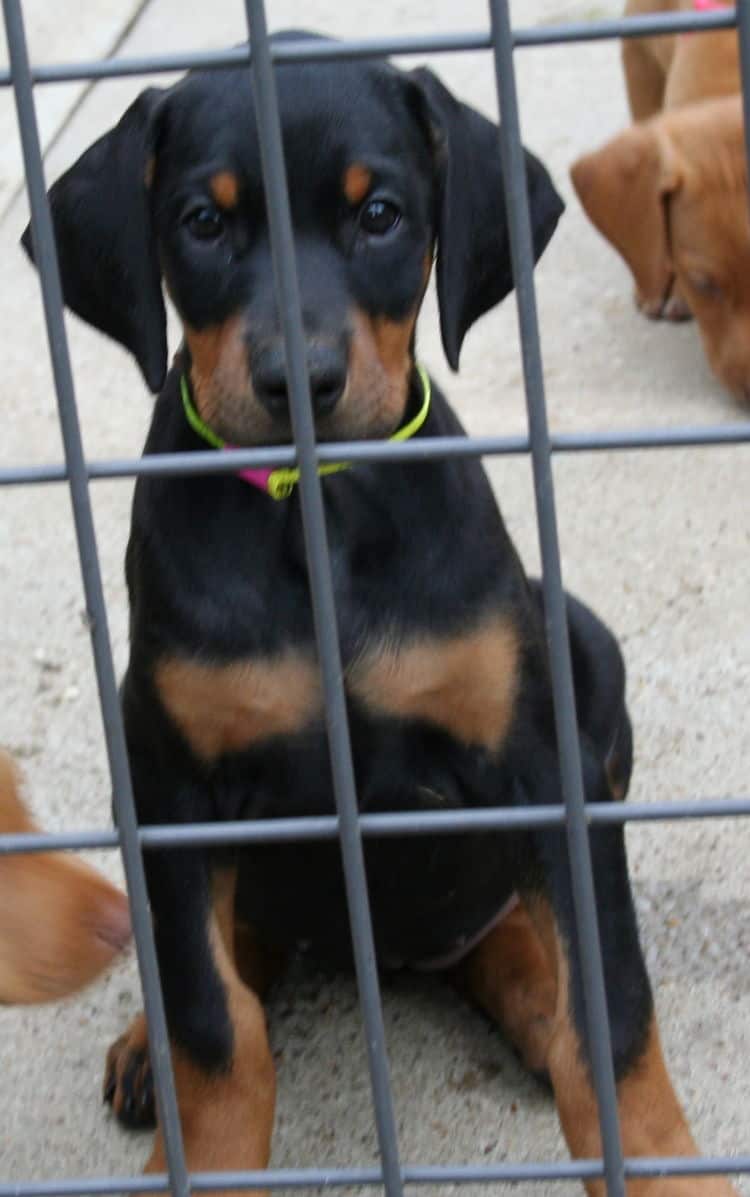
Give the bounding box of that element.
[241,4,404,1194]
[1,3,190,1193]
[735,0,750,176]
[486,3,626,1197]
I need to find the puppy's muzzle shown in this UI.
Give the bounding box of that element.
[251,339,348,420]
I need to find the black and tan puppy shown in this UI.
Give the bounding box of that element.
[24,36,730,1197]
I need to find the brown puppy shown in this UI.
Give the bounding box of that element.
[0,749,131,1003]
[571,1,750,402]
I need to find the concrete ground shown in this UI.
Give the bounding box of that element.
[1,0,748,1194]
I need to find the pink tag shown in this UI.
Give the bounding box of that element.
[236,466,274,491]
[226,442,274,493]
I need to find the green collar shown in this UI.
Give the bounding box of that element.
[180,363,432,500]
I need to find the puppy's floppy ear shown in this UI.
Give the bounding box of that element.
[408,68,564,370]
[21,87,167,393]
[571,122,681,317]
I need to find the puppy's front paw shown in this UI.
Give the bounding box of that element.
[103,1011,155,1129]
[663,288,692,322]
[635,289,667,320]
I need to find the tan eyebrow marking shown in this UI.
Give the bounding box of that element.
[342,163,373,206]
[210,170,240,210]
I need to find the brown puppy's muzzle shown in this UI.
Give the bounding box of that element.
[250,337,349,422]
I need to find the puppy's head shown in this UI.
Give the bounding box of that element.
[571,96,750,403]
[23,37,563,444]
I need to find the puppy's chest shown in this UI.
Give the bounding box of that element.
[154,611,520,764]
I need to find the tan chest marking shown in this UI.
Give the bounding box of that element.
[349,615,520,750]
[155,652,321,762]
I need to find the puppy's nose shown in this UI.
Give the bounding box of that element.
[253,343,347,419]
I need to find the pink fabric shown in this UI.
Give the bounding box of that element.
[225,442,274,493]
[236,465,274,491]
[693,0,727,10]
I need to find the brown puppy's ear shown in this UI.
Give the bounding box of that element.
[20,88,167,393]
[571,122,682,316]
[408,68,564,370]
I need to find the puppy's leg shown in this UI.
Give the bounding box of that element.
[662,280,692,322]
[103,717,276,1194]
[453,898,556,1078]
[128,855,275,1194]
[142,862,275,1195]
[527,750,736,1197]
[104,920,284,1131]
[622,38,667,122]
[233,919,287,999]
[461,743,735,1197]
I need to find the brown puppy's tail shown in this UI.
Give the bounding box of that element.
[0,750,131,1004]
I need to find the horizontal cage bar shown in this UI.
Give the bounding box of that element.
[1,795,749,856]
[1,1151,749,1197]
[0,9,735,87]
[1,421,749,488]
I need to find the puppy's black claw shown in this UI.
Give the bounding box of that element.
[102,1073,116,1105]
[104,1027,157,1130]
[139,1070,155,1122]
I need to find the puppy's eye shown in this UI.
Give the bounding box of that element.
[184,206,225,242]
[359,198,401,236]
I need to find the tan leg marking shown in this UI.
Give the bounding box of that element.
[145,869,276,1196]
[454,898,556,1074]
[233,920,287,1000]
[154,651,321,762]
[349,614,519,751]
[461,889,737,1197]
[0,750,130,1004]
[103,904,284,1130]
[533,900,736,1197]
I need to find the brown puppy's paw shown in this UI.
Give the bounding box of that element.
[634,282,692,323]
[103,1013,155,1130]
[663,288,692,322]
[635,288,668,320]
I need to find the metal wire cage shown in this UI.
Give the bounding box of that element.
[1,2,749,1195]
